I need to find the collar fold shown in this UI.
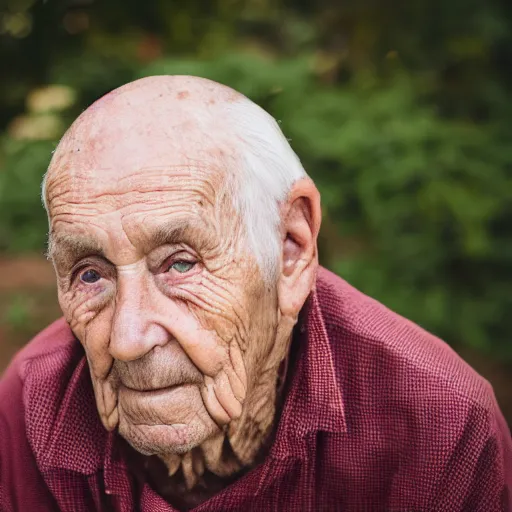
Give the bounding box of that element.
[270,287,347,460]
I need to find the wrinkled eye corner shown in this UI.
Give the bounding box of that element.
[80,269,102,284]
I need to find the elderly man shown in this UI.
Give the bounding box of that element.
[0,76,510,512]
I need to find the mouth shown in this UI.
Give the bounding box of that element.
[116,382,209,448]
[119,382,187,396]
[113,361,203,394]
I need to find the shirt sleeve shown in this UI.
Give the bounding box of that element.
[430,392,512,511]
[0,363,22,512]
[0,359,58,512]
[0,416,13,512]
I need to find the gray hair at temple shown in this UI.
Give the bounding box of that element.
[40,91,308,283]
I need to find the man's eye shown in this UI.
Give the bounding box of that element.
[169,261,196,273]
[80,269,101,284]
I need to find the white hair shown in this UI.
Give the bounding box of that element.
[221,100,308,282]
[41,94,308,284]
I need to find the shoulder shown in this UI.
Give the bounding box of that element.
[1,318,82,408]
[0,318,83,509]
[6,317,78,367]
[0,318,84,455]
[1,317,78,396]
[315,268,512,507]
[315,266,498,422]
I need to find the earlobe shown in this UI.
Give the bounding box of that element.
[278,179,321,318]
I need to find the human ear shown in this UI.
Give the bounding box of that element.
[278,178,321,318]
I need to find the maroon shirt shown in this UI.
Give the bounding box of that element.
[1,267,511,511]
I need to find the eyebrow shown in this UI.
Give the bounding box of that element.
[150,220,196,248]
[48,232,106,269]
[146,218,213,254]
[48,218,211,269]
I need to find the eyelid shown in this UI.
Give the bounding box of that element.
[70,257,111,283]
[159,253,198,273]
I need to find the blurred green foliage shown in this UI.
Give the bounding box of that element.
[2,293,32,332]
[0,0,511,359]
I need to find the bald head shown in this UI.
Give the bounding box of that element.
[43,75,308,280]
[45,76,245,204]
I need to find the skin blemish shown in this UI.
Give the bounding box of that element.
[177,91,190,100]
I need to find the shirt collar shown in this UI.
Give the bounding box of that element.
[269,284,347,460]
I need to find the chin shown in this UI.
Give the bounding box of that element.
[116,382,218,455]
[118,415,217,456]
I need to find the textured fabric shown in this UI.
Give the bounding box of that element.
[0,267,511,511]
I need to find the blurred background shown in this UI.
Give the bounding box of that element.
[0,0,511,424]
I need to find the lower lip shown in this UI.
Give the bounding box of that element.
[118,383,199,429]
[119,383,186,397]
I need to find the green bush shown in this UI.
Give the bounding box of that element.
[0,138,54,253]
[1,52,510,359]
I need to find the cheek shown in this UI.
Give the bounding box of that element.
[59,281,114,329]
[174,278,250,340]
[58,283,115,378]
[234,286,280,380]
[81,307,116,379]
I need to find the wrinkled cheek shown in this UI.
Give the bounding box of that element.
[199,345,247,428]
[57,285,112,369]
[58,290,77,331]
[82,315,119,431]
[62,298,118,431]
[187,310,248,393]
[185,328,248,428]
[89,373,119,431]
[81,310,115,379]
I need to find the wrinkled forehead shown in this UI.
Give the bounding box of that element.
[45,91,238,216]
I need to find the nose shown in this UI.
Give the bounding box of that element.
[109,268,170,362]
